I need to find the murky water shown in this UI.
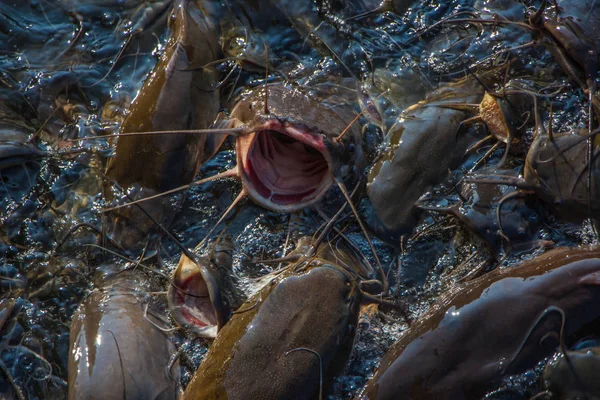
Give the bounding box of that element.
[1,0,598,398]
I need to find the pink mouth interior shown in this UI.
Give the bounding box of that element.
[175,274,217,329]
[244,129,330,205]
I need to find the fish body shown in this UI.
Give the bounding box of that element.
[543,341,600,399]
[360,247,600,399]
[104,0,223,250]
[183,239,364,399]
[525,129,600,221]
[68,272,180,400]
[366,82,484,245]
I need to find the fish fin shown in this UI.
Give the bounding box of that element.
[578,271,600,286]
[202,113,233,162]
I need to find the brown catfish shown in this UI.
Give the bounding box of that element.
[68,271,180,400]
[228,82,365,212]
[104,0,224,250]
[168,235,244,338]
[183,238,366,399]
[359,247,600,400]
[366,81,484,245]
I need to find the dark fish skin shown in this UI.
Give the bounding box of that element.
[0,141,44,170]
[359,247,600,400]
[365,82,484,246]
[524,129,600,222]
[182,240,364,399]
[0,105,45,169]
[425,178,542,255]
[68,272,180,400]
[531,0,600,115]
[104,0,224,250]
[543,344,600,399]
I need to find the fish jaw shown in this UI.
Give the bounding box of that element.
[167,254,223,339]
[236,119,335,212]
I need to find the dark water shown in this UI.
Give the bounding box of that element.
[0,0,598,398]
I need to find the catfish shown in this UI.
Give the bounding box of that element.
[104,0,224,251]
[365,80,484,246]
[182,237,371,399]
[68,271,180,400]
[359,247,600,399]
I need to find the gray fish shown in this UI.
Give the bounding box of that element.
[366,80,484,245]
[68,271,180,400]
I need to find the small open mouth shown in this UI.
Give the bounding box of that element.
[239,124,333,210]
[167,255,219,338]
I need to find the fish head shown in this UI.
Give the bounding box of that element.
[231,82,363,212]
[167,244,243,339]
[543,345,600,399]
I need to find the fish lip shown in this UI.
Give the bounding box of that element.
[237,119,334,212]
[167,255,221,339]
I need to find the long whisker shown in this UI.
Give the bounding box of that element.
[313,190,355,250]
[420,17,535,33]
[83,244,168,279]
[264,45,270,115]
[506,304,563,374]
[194,189,247,251]
[410,215,454,241]
[86,33,133,88]
[28,106,61,143]
[102,168,238,213]
[335,178,388,294]
[307,23,356,80]
[0,359,25,400]
[495,190,531,256]
[464,176,537,190]
[468,141,502,172]
[284,347,323,400]
[335,91,388,143]
[54,222,125,254]
[68,127,247,142]
[314,206,373,278]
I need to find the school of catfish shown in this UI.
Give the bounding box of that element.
[4,0,600,398]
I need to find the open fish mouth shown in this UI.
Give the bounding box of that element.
[168,255,219,338]
[238,120,333,211]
